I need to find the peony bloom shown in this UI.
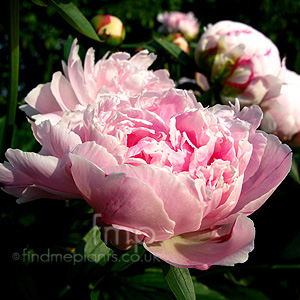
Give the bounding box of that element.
[21,39,175,125]
[260,70,300,147]
[195,20,284,106]
[91,15,126,47]
[157,11,200,41]
[0,67,292,271]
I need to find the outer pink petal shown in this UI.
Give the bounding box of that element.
[4,184,82,204]
[144,215,255,270]
[24,82,61,114]
[104,164,203,236]
[34,120,82,158]
[0,149,80,202]
[67,39,92,106]
[68,153,175,241]
[224,132,292,222]
[50,71,80,110]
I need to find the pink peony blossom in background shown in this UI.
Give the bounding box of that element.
[260,70,300,147]
[21,39,175,125]
[195,20,284,106]
[157,11,200,41]
[0,41,292,270]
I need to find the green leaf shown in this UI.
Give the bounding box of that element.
[43,0,100,42]
[68,226,113,285]
[121,41,156,52]
[193,282,229,300]
[82,226,113,265]
[90,289,101,300]
[0,0,19,162]
[118,269,175,299]
[152,36,193,66]
[161,262,196,300]
[216,285,270,300]
[63,35,75,62]
[289,156,300,184]
[31,0,48,7]
[125,268,171,292]
[111,244,145,272]
[282,231,300,259]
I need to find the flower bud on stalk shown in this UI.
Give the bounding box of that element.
[167,33,190,54]
[91,14,126,47]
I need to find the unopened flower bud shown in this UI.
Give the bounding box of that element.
[167,33,190,54]
[91,14,126,47]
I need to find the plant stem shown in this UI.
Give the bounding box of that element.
[0,0,19,161]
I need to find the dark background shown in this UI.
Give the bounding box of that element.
[1,1,300,299]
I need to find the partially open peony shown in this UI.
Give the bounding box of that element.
[0,42,292,270]
[260,70,300,147]
[195,20,284,106]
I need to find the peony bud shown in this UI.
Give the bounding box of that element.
[195,20,284,106]
[167,33,190,54]
[91,15,126,47]
[260,70,300,146]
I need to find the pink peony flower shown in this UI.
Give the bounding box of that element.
[157,11,200,41]
[195,20,284,106]
[21,39,175,125]
[0,80,292,269]
[260,70,300,147]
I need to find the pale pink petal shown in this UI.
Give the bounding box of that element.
[88,129,127,164]
[224,133,292,222]
[67,39,92,106]
[148,89,199,122]
[104,164,203,235]
[35,120,82,158]
[3,149,79,197]
[31,112,64,125]
[129,50,157,69]
[25,83,61,114]
[14,185,82,204]
[50,71,80,110]
[68,153,175,241]
[84,48,98,99]
[71,141,118,168]
[144,215,255,270]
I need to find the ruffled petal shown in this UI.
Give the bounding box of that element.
[104,164,203,235]
[25,83,61,114]
[67,39,92,106]
[68,153,175,242]
[34,120,82,158]
[0,149,80,202]
[224,132,292,222]
[50,71,80,110]
[144,215,255,270]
